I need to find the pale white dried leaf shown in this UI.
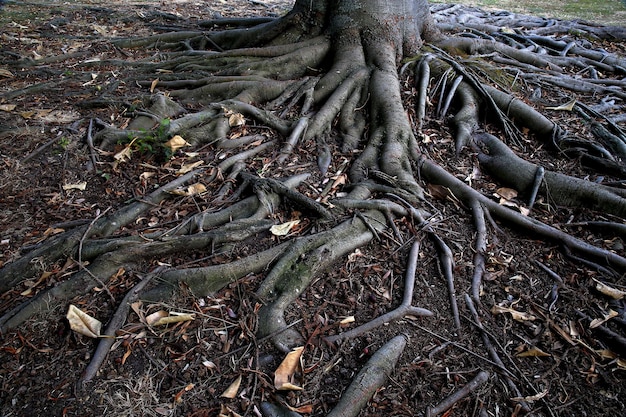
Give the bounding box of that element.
[202,360,217,371]
[546,99,576,111]
[228,113,245,127]
[270,220,300,236]
[66,304,102,338]
[145,310,168,325]
[221,375,242,398]
[150,78,159,93]
[593,279,626,300]
[91,24,109,36]
[114,144,133,162]
[62,182,87,191]
[139,171,155,181]
[186,183,206,196]
[0,104,17,111]
[130,301,145,322]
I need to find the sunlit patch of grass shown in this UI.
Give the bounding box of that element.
[431,0,626,26]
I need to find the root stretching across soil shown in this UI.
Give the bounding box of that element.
[1,1,626,416]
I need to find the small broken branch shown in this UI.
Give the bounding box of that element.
[426,370,490,417]
[464,294,531,412]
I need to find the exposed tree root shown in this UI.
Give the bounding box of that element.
[2,1,626,416]
[326,241,432,344]
[326,335,408,417]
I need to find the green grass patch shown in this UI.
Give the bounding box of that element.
[431,0,626,26]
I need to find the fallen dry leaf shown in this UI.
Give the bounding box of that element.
[62,181,87,191]
[495,187,518,200]
[491,305,536,322]
[546,98,576,111]
[167,183,207,196]
[221,375,242,398]
[590,310,619,328]
[427,183,453,200]
[274,346,304,391]
[174,383,194,403]
[146,311,195,326]
[218,404,242,417]
[339,316,355,326]
[145,310,168,325]
[228,112,245,127]
[66,304,102,338]
[593,279,626,300]
[176,160,204,174]
[150,78,159,93]
[21,271,54,296]
[516,346,551,357]
[270,220,300,236]
[186,183,207,196]
[511,389,548,403]
[164,135,190,152]
[114,142,134,162]
[0,104,16,111]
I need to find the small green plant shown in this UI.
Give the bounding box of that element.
[99,171,111,181]
[58,136,70,150]
[119,118,173,161]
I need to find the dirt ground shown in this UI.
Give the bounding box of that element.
[1,1,625,417]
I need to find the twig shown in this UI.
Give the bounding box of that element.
[326,242,432,343]
[426,370,490,416]
[78,207,113,302]
[535,261,563,312]
[21,136,59,163]
[211,319,303,363]
[355,210,380,242]
[410,323,516,377]
[464,295,531,412]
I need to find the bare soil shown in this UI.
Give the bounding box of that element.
[1,1,625,417]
